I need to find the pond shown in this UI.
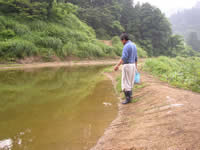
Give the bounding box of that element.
[0,66,118,150]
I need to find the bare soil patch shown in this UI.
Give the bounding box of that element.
[92,68,200,150]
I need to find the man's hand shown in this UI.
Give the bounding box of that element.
[114,65,119,71]
[114,59,123,71]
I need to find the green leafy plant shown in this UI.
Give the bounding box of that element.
[143,56,200,93]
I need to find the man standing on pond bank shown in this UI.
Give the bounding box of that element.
[114,33,138,104]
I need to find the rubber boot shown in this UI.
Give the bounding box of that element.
[130,90,133,98]
[128,91,132,101]
[122,91,131,104]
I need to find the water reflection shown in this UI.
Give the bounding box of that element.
[0,66,117,150]
[0,139,13,150]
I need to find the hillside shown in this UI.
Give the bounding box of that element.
[0,1,124,62]
[0,0,199,63]
[67,0,200,57]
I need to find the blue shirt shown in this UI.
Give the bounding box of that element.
[121,40,138,64]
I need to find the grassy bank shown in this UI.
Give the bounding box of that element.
[143,56,200,93]
[0,3,123,62]
[0,14,147,63]
[0,1,149,63]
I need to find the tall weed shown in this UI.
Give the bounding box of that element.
[0,9,121,61]
[144,56,200,93]
[0,39,37,58]
[35,36,63,50]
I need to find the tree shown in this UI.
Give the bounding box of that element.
[119,0,134,30]
[187,32,200,52]
[67,0,124,39]
[122,2,172,56]
[167,35,185,56]
[170,2,200,53]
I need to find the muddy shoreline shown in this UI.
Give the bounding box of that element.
[91,68,200,150]
[0,60,118,71]
[91,70,125,150]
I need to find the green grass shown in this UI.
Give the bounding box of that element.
[137,45,148,58]
[131,97,140,103]
[103,66,113,73]
[116,74,122,94]
[134,83,147,91]
[0,64,21,68]
[111,36,123,56]
[0,3,119,62]
[143,56,200,93]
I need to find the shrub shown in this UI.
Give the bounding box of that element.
[39,48,55,61]
[0,39,37,58]
[137,45,148,58]
[12,23,30,35]
[76,42,105,58]
[35,36,63,50]
[0,15,8,26]
[2,21,30,36]
[29,20,48,32]
[59,13,96,39]
[112,36,121,45]
[0,4,120,61]
[0,21,5,30]
[111,21,125,36]
[62,42,78,57]
[96,28,111,40]
[111,36,123,56]
[0,29,15,39]
[20,32,41,43]
[94,40,116,57]
[70,31,89,42]
[0,16,30,36]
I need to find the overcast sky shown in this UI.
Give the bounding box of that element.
[135,0,199,16]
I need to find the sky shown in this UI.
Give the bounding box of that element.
[135,0,200,17]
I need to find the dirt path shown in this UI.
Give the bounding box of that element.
[0,60,118,71]
[92,68,200,150]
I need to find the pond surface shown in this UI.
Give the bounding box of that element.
[0,66,118,150]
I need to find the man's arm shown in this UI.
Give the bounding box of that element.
[114,45,127,71]
[114,58,124,71]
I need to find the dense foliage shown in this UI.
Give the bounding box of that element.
[143,56,200,93]
[68,0,199,57]
[67,0,125,40]
[170,2,200,52]
[126,3,171,56]
[0,1,123,61]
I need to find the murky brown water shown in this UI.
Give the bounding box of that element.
[0,66,118,150]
